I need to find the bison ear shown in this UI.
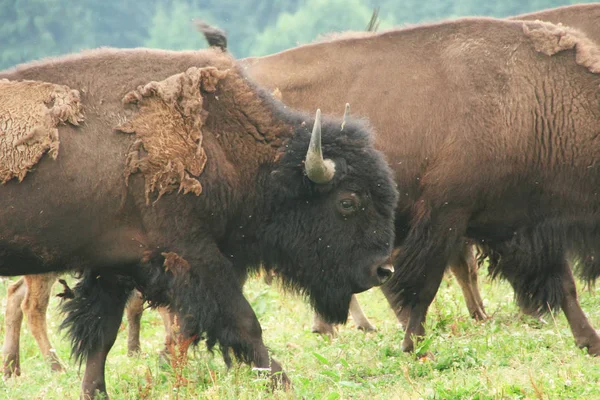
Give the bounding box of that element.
[305,109,336,184]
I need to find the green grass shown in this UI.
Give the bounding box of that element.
[1,270,599,399]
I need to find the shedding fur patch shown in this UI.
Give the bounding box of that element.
[116,66,229,205]
[0,79,84,183]
[162,252,190,275]
[523,22,600,74]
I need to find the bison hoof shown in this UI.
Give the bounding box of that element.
[271,371,292,391]
[357,322,377,332]
[3,358,20,378]
[470,307,488,321]
[311,324,337,337]
[583,338,600,357]
[401,337,415,353]
[50,361,65,372]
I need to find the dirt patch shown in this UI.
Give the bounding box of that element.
[0,79,84,183]
[117,66,229,205]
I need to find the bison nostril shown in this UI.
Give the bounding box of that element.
[376,264,394,283]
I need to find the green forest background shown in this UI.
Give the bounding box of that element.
[0,0,594,70]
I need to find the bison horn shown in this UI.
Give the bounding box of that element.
[305,109,336,184]
[341,103,350,131]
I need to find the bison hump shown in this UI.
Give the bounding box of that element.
[116,66,229,205]
[0,79,84,183]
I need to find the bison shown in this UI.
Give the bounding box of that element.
[230,2,600,335]
[237,16,600,356]
[0,47,398,398]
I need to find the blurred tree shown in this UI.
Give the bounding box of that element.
[250,0,393,56]
[0,0,94,69]
[0,0,595,69]
[145,1,214,50]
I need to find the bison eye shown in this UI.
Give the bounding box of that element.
[340,199,355,210]
[337,194,359,216]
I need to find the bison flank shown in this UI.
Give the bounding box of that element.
[116,66,229,205]
[523,21,600,73]
[0,79,84,183]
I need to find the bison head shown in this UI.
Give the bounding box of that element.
[260,108,398,324]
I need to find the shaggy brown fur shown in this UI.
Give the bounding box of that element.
[117,67,227,204]
[0,79,83,183]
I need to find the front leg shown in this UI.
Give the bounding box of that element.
[164,248,290,389]
[61,270,135,399]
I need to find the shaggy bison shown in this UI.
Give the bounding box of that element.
[0,47,398,398]
[239,17,600,355]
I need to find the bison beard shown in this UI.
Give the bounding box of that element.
[0,47,397,398]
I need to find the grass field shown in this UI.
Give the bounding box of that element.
[1,269,599,400]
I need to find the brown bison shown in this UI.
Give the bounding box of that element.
[235,2,600,335]
[237,16,600,356]
[0,47,398,398]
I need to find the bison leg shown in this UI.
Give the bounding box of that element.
[349,295,376,331]
[3,277,26,378]
[22,274,64,372]
[167,250,290,390]
[449,245,488,320]
[311,313,337,336]
[225,290,289,388]
[560,262,600,355]
[157,306,175,365]
[125,290,145,356]
[61,270,134,400]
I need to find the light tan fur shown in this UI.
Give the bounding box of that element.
[2,273,63,377]
[0,79,83,183]
[117,67,227,204]
[523,22,600,73]
[2,275,157,375]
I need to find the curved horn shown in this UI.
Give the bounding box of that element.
[341,103,350,131]
[305,109,336,184]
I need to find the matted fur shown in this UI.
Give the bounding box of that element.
[524,22,600,73]
[117,66,228,204]
[0,79,83,183]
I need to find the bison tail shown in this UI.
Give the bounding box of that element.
[60,270,135,366]
[193,19,228,51]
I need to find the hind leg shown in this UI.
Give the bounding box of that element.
[61,270,134,399]
[348,295,376,331]
[157,306,175,365]
[560,262,600,355]
[22,273,64,372]
[3,278,26,377]
[450,244,488,320]
[125,290,144,356]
